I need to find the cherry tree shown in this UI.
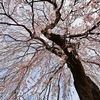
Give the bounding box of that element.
[0,0,100,100]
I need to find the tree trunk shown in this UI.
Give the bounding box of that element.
[49,33,100,100]
[64,48,100,100]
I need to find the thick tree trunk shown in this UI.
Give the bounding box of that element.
[64,48,100,100]
[49,33,100,100]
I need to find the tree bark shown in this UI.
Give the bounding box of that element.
[49,33,100,100]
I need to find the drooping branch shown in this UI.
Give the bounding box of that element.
[0,21,33,38]
[0,1,34,39]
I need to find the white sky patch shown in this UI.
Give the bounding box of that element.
[85,48,97,56]
[0,69,8,78]
[72,18,84,26]
[69,74,80,100]
[64,0,70,6]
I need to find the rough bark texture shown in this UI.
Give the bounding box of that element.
[65,49,100,100]
[49,33,100,100]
